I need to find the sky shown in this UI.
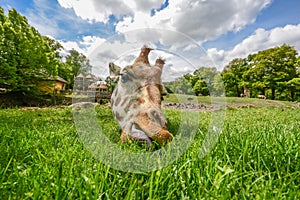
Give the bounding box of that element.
[1,0,300,81]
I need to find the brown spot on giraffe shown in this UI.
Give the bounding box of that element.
[110,98,114,106]
[114,87,118,97]
[114,95,121,107]
[115,112,124,122]
[124,105,130,113]
[108,45,173,146]
[137,97,145,104]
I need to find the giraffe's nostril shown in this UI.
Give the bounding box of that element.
[150,110,159,119]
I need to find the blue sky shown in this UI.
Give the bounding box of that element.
[1,0,300,80]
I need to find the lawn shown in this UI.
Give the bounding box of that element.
[0,103,300,199]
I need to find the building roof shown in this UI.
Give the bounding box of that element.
[86,74,93,79]
[88,83,108,90]
[88,83,97,89]
[56,76,68,84]
[76,73,85,78]
[98,84,108,89]
[45,76,68,84]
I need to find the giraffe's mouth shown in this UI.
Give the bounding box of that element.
[129,109,172,146]
[130,124,152,145]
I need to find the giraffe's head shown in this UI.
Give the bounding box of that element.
[109,48,173,146]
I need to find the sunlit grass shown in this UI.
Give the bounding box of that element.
[1,106,299,199]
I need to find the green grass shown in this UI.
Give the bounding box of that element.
[1,105,300,199]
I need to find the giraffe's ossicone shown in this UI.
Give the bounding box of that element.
[108,46,173,146]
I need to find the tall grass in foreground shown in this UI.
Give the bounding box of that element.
[0,106,299,199]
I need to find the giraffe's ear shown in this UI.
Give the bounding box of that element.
[109,62,121,76]
[109,62,121,82]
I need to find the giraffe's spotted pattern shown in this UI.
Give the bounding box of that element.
[109,46,173,145]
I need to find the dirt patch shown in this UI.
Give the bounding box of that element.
[162,101,299,111]
[163,102,223,111]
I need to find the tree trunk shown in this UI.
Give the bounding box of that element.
[235,85,239,97]
[271,87,275,100]
[291,90,295,101]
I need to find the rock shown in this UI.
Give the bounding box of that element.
[69,102,98,111]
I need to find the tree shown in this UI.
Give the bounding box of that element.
[62,49,92,89]
[245,44,298,100]
[0,7,94,94]
[0,7,17,90]
[221,58,249,97]
[285,78,300,100]
[184,67,221,96]
[192,79,209,96]
[164,76,194,95]
[296,56,300,73]
[43,36,63,60]
[0,8,59,95]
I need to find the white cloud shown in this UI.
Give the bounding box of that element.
[58,36,106,60]
[56,0,271,47]
[59,41,85,55]
[80,36,106,55]
[207,48,225,63]
[135,0,163,12]
[58,0,110,23]
[207,23,300,70]
[269,25,300,49]
[57,0,163,23]
[115,0,271,45]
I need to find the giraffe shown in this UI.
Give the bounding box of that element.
[108,46,173,146]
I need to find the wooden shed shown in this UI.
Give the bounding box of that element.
[38,76,68,94]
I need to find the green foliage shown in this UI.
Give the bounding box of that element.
[43,36,63,60]
[0,7,93,95]
[62,49,92,89]
[187,67,224,96]
[165,67,224,96]
[1,106,299,199]
[0,8,61,97]
[221,58,249,96]
[164,76,194,95]
[245,44,298,100]
[221,44,300,100]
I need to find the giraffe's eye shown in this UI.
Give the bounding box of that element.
[121,75,128,83]
[120,72,130,83]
